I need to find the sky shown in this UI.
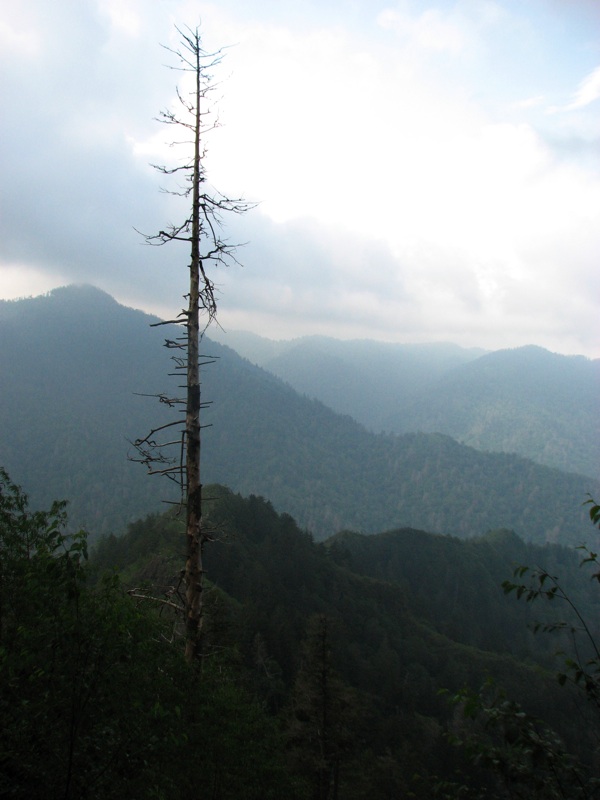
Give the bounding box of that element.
[0,0,599,357]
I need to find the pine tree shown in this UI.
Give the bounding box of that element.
[287,614,358,800]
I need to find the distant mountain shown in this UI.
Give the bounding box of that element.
[209,329,484,430]
[0,285,176,536]
[0,285,597,543]
[210,330,599,480]
[391,345,599,480]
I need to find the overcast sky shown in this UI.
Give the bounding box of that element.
[1,0,599,356]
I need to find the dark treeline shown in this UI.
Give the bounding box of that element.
[91,485,600,795]
[3,468,599,797]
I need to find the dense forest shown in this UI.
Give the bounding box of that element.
[0,286,597,543]
[2,468,599,798]
[3,6,598,793]
[209,330,599,481]
[1,286,599,796]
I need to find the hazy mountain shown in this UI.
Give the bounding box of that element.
[391,345,600,480]
[0,285,176,535]
[0,285,596,543]
[209,328,485,430]
[210,329,599,480]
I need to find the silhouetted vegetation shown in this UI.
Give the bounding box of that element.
[91,482,600,797]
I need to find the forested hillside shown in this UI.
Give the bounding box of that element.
[325,526,600,661]
[390,345,600,480]
[208,329,484,428]
[0,286,176,535]
[5,467,599,797]
[0,285,597,543]
[90,484,600,797]
[211,329,599,479]
[4,462,600,798]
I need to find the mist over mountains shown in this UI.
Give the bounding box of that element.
[0,284,596,543]
[210,328,599,480]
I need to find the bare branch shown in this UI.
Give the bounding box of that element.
[133,23,251,668]
[131,418,183,444]
[150,319,186,328]
[149,163,193,175]
[127,589,183,614]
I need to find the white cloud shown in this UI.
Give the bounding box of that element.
[97,0,142,36]
[0,264,67,301]
[567,65,600,110]
[547,65,600,113]
[0,0,599,357]
[377,5,466,53]
[513,95,545,110]
[0,16,40,56]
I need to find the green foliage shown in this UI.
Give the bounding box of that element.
[0,469,293,799]
[94,486,596,797]
[286,614,362,800]
[6,461,597,797]
[0,468,186,797]
[443,681,596,799]
[502,523,600,708]
[444,499,600,798]
[584,495,600,529]
[327,525,599,665]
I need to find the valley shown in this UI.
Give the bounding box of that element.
[1,284,599,798]
[0,285,597,544]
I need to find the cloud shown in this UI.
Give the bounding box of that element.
[377,6,466,54]
[0,2,183,298]
[547,65,600,114]
[566,65,600,110]
[97,0,143,36]
[0,0,599,357]
[0,15,40,56]
[513,95,546,111]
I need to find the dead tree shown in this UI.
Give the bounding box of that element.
[130,26,251,666]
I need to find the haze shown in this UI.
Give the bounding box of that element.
[0,0,599,356]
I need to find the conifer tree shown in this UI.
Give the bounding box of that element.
[288,615,358,799]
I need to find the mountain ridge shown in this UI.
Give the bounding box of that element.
[0,284,596,543]
[210,327,599,479]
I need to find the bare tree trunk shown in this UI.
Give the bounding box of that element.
[131,25,252,668]
[184,44,203,666]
